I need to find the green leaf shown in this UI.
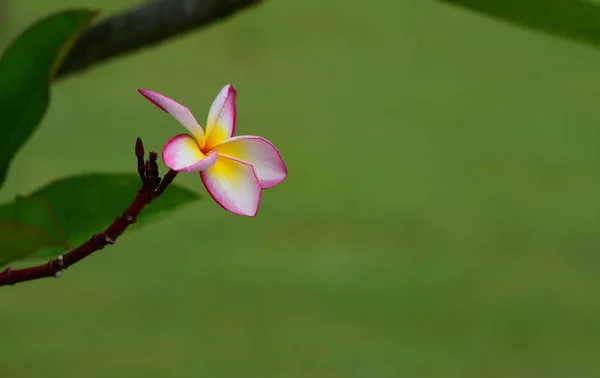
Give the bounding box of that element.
[437,0,600,48]
[0,9,98,189]
[13,195,69,247]
[0,221,63,267]
[0,196,68,266]
[0,173,200,262]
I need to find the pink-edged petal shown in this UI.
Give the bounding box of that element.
[139,89,206,147]
[162,134,217,172]
[200,155,262,217]
[204,84,237,149]
[212,136,287,188]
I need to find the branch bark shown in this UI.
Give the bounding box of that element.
[55,0,263,80]
[0,138,178,287]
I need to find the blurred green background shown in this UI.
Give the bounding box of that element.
[2,0,600,377]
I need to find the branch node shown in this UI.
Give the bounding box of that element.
[93,233,108,248]
[47,255,66,277]
[103,232,116,245]
[57,255,66,269]
[1,267,14,286]
[123,212,137,224]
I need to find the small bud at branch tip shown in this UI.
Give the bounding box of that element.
[135,137,144,157]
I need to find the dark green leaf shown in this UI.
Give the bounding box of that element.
[437,0,600,48]
[0,9,98,188]
[0,173,200,262]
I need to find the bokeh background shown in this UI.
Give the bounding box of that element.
[2,0,600,377]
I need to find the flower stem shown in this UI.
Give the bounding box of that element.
[0,138,177,287]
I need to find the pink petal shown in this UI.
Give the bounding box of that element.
[138,89,206,147]
[162,134,217,172]
[212,136,287,188]
[200,155,262,217]
[204,84,237,149]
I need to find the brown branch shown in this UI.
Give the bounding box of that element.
[0,137,178,287]
[55,0,264,80]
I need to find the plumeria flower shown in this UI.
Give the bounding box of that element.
[138,85,287,217]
